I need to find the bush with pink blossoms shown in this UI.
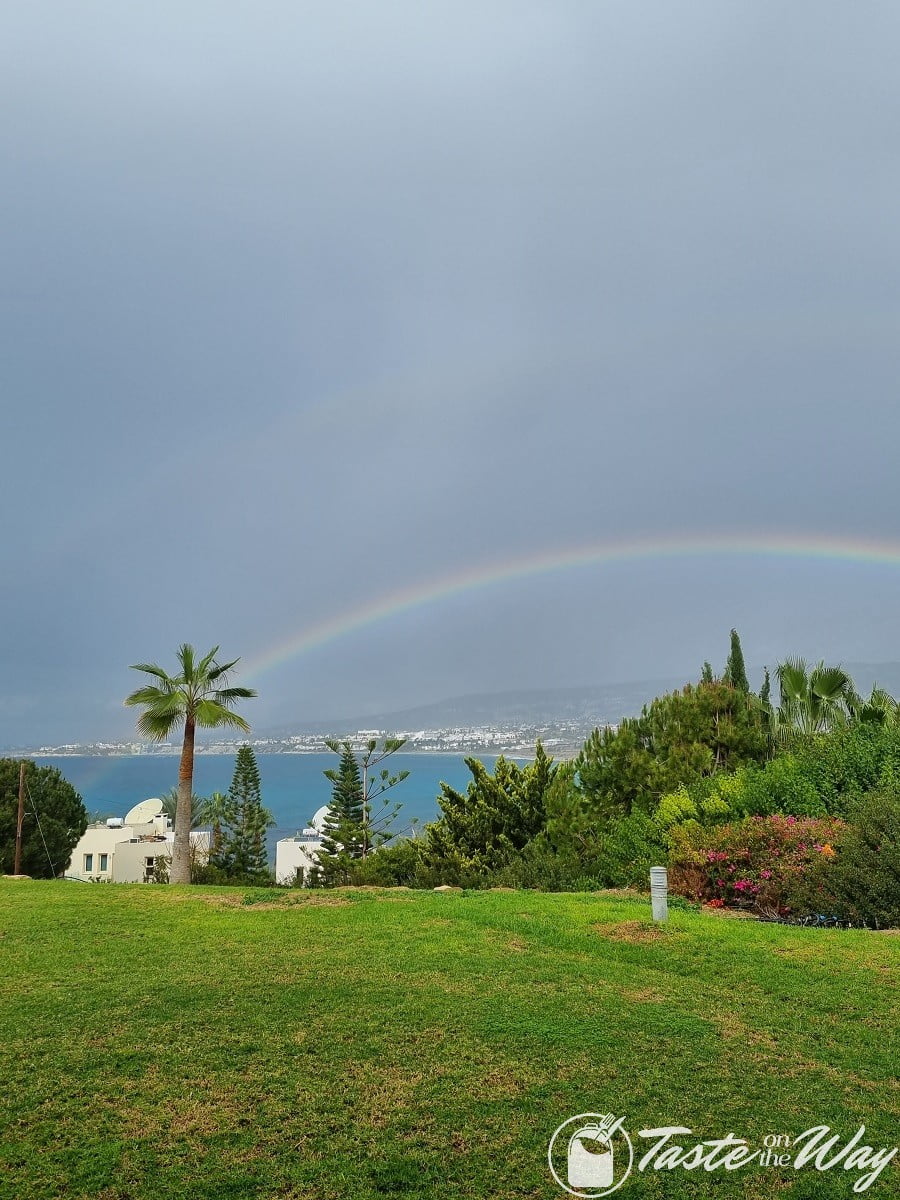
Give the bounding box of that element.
[668,814,846,915]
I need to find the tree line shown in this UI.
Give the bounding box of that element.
[310,631,900,925]
[5,634,898,923]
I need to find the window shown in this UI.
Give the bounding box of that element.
[99,853,108,872]
[84,854,93,872]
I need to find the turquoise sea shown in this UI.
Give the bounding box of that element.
[33,753,510,858]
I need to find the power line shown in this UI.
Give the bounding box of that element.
[24,777,57,877]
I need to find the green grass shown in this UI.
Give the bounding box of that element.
[0,882,897,1199]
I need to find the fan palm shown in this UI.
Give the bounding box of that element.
[124,645,256,883]
[203,790,231,863]
[159,787,208,831]
[849,685,899,727]
[772,658,857,743]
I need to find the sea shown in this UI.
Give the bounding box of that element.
[33,753,513,858]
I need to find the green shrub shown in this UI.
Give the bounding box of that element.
[828,790,900,927]
[346,839,428,887]
[593,810,667,889]
[729,756,826,817]
[193,864,275,887]
[656,724,900,833]
[487,840,602,891]
[423,745,558,878]
[791,724,900,817]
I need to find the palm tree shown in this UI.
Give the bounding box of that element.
[203,790,231,863]
[849,685,899,727]
[159,787,208,831]
[772,658,857,744]
[124,645,256,884]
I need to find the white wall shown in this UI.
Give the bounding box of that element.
[276,836,323,885]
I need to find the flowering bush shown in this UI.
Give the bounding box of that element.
[668,814,847,915]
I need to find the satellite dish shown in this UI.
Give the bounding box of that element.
[125,797,166,825]
[310,805,330,834]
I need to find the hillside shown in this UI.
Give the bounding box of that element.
[272,664,900,736]
[269,679,690,736]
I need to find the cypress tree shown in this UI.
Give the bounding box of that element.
[220,745,273,878]
[760,667,771,710]
[724,629,750,692]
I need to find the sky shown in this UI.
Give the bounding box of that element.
[3,2,900,744]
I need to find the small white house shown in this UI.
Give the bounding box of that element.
[275,805,329,885]
[67,798,209,883]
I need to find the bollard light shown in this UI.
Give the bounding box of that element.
[650,866,668,922]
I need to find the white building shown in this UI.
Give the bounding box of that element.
[275,805,329,885]
[67,798,209,883]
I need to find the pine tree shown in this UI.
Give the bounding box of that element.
[317,737,409,884]
[319,741,364,864]
[423,742,558,877]
[220,745,273,878]
[724,629,750,692]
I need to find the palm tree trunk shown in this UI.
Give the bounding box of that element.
[171,717,195,884]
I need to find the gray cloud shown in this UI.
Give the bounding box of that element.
[3,2,900,742]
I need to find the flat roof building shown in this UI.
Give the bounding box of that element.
[67,799,209,883]
[275,804,328,885]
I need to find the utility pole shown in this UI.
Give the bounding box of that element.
[13,761,25,875]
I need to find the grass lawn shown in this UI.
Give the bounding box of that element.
[0,881,897,1200]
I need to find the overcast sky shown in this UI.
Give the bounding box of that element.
[4,2,900,743]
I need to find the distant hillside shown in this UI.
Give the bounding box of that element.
[264,679,690,736]
[266,662,900,737]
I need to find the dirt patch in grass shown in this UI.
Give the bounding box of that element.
[711,1013,896,1100]
[401,971,477,997]
[595,920,679,945]
[620,985,668,1004]
[342,1061,427,1128]
[201,893,352,910]
[713,1011,779,1052]
[199,886,419,910]
[701,905,758,919]
[115,1067,247,1142]
[348,885,414,891]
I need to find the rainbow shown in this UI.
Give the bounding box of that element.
[240,532,900,682]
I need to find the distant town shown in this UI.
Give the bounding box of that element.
[16,718,608,759]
